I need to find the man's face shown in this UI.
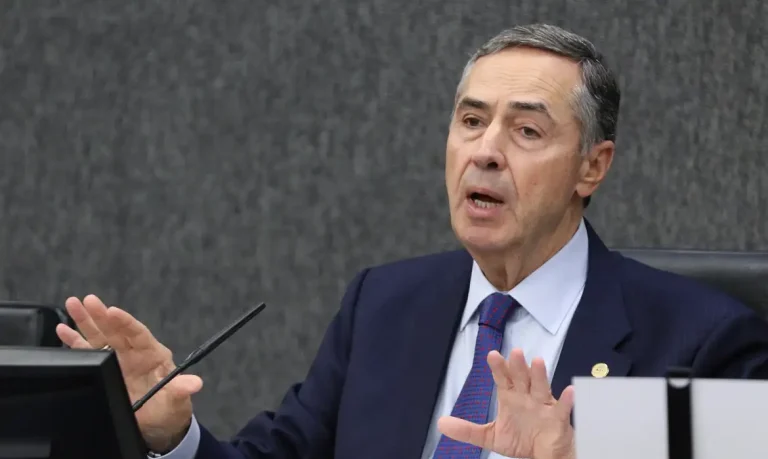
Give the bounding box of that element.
[446,47,599,256]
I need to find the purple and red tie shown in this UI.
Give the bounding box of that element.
[433,292,518,458]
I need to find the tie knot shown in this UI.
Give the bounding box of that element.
[478,293,516,331]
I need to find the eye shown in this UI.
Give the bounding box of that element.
[520,126,541,139]
[462,116,482,128]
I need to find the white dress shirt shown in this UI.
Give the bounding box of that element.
[158,219,589,459]
[420,218,589,459]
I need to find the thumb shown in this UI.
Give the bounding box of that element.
[555,385,575,420]
[166,374,203,400]
[437,415,494,449]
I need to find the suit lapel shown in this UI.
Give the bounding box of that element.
[551,221,633,399]
[396,250,473,459]
[390,222,632,454]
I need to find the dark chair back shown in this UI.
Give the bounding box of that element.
[618,249,768,319]
[0,301,73,347]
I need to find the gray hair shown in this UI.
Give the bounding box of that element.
[455,24,620,206]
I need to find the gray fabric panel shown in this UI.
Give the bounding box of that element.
[0,0,765,438]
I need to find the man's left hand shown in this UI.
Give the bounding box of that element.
[437,348,576,459]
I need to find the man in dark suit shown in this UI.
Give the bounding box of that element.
[57,24,768,459]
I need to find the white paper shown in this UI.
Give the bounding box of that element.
[573,376,768,459]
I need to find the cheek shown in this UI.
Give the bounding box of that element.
[509,155,575,202]
[445,139,468,188]
[445,164,465,206]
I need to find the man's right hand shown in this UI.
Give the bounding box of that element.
[56,294,203,453]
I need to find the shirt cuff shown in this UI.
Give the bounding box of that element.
[147,415,201,459]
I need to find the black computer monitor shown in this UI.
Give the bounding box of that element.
[0,347,147,458]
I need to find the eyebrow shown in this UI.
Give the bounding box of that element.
[508,101,553,121]
[456,97,555,122]
[456,97,490,112]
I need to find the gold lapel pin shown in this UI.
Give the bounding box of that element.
[591,363,609,378]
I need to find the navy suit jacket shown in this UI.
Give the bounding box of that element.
[195,222,768,458]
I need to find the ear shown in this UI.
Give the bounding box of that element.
[575,140,615,200]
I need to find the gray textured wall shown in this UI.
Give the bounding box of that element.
[1,0,766,438]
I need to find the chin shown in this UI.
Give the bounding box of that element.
[454,225,512,254]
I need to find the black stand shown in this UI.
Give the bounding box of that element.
[666,367,694,459]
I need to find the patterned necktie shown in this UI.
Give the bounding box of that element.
[433,292,517,458]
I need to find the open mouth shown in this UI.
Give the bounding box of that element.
[468,191,504,209]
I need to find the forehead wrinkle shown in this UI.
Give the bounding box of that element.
[470,71,574,110]
[459,49,582,120]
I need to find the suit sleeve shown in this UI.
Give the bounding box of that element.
[193,268,370,459]
[691,309,768,379]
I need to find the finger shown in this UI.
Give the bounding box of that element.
[56,323,92,349]
[529,357,553,403]
[437,415,494,450]
[80,295,118,346]
[507,348,530,393]
[488,350,514,390]
[65,297,108,347]
[127,375,202,407]
[106,307,161,352]
[555,385,576,420]
[166,374,204,401]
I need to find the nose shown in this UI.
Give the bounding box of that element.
[471,124,507,171]
[472,150,506,170]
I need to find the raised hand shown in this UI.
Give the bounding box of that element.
[437,348,575,459]
[56,295,203,453]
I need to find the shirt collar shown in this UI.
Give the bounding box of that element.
[460,218,589,335]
